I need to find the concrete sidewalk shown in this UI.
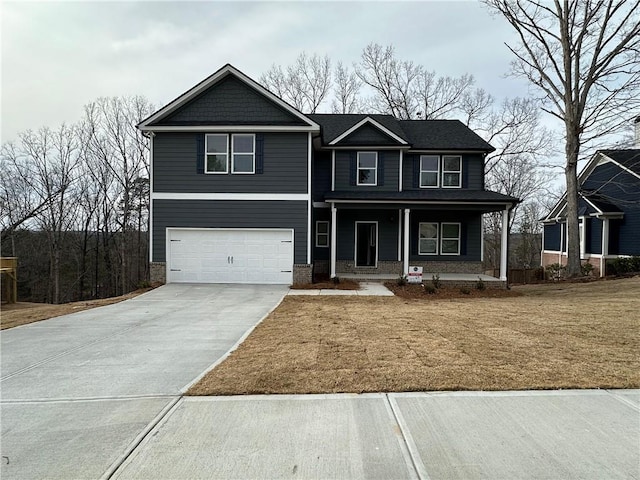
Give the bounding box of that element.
[288,282,394,296]
[112,389,639,479]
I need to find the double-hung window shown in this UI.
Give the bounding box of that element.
[316,221,329,247]
[442,155,462,187]
[418,223,438,255]
[205,134,228,173]
[231,134,255,174]
[441,223,461,255]
[420,155,439,188]
[357,152,377,186]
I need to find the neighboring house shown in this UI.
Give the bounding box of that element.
[137,64,518,285]
[541,140,640,276]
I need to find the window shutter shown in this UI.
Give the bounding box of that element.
[349,152,357,186]
[461,223,467,256]
[412,155,419,188]
[196,134,205,174]
[462,157,468,188]
[378,152,385,186]
[256,134,264,174]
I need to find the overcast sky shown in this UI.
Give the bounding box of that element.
[2,1,535,143]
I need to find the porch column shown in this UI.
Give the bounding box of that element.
[499,207,509,281]
[403,208,410,275]
[330,204,337,278]
[600,218,609,277]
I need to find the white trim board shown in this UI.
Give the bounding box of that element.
[152,193,308,201]
[329,116,408,145]
[140,125,318,133]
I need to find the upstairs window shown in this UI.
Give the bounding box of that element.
[231,134,255,174]
[420,155,439,188]
[357,152,377,186]
[205,134,228,174]
[442,155,462,187]
[418,223,438,255]
[441,223,461,255]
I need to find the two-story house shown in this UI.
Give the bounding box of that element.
[541,141,640,276]
[137,64,519,286]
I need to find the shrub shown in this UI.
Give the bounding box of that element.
[137,280,151,289]
[424,284,437,294]
[460,287,471,295]
[608,256,640,276]
[396,275,408,286]
[580,262,594,276]
[332,276,340,285]
[432,274,441,289]
[476,277,486,291]
[534,266,545,281]
[546,263,566,281]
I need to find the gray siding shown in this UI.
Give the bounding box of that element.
[402,153,484,190]
[153,132,308,193]
[153,200,308,264]
[337,124,403,146]
[409,211,482,262]
[156,76,305,126]
[312,151,331,201]
[334,150,400,192]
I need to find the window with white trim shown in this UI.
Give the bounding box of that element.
[205,134,228,173]
[441,223,461,255]
[420,155,439,188]
[418,223,438,255]
[316,221,329,247]
[357,152,377,186]
[231,134,255,174]
[442,155,462,187]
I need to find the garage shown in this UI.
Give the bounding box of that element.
[167,228,294,284]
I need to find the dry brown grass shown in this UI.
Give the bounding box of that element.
[189,276,640,395]
[0,287,157,330]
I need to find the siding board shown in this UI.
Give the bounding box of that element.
[154,132,308,193]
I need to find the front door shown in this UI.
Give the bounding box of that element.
[355,222,377,267]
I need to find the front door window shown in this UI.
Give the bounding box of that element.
[356,222,377,267]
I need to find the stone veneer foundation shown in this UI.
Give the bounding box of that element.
[150,262,166,284]
[334,260,483,275]
[293,264,313,285]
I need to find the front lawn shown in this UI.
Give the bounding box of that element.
[188,277,640,395]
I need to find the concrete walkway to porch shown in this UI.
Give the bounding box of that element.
[288,282,394,296]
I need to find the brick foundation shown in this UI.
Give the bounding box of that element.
[293,264,313,285]
[150,262,166,284]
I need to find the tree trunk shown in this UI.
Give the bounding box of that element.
[565,133,581,277]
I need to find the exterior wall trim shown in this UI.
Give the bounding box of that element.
[141,125,318,133]
[149,132,155,263]
[152,193,308,201]
[307,132,312,264]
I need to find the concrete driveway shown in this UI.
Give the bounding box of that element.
[0,284,288,479]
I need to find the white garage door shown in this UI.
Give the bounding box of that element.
[167,228,294,284]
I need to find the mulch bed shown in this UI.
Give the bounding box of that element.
[384,282,522,299]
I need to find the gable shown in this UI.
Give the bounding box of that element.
[583,162,640,210]
[335,122,405,146]
[153,75,307,126]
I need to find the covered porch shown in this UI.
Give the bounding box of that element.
[323,192,518,284]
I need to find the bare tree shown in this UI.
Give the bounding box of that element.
[260,53,332,113]
[484,0,640,276]
[331,62,362,114]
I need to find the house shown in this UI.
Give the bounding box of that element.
[541,124,640,276]
[137,64,519,286]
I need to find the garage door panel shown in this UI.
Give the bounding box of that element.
[168,229,293,284]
